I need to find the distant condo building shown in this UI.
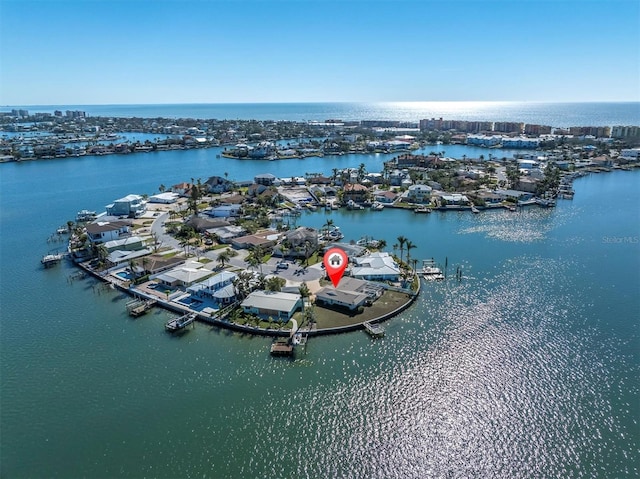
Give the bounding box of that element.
[612,125,640,139]
[493,122,524,134]
[569,126,611,138]
[524,124,553,135]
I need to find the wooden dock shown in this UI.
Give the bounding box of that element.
[165,312,197,332]
[363,321,385,338]
[270,338,294,356]
[126,298,156,317]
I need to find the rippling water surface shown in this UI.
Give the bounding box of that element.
[1,156,638,477]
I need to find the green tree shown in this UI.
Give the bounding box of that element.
[265,276,285,292]
[405,240,416,270]
[396,235,407,264]
[217,249,232,269]
[245,244,266,275]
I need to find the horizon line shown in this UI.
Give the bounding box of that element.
[3,100,640,108]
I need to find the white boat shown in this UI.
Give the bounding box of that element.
[41,253,64,268]
[421,259,445,281]
[371,202,384,211]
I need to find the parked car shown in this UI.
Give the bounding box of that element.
[276,261,289,270]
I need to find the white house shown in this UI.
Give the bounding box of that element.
[207,204,242,218]
[351,252,400,281]
[441,194,469,205]
[620,148,640,161]
[149,192,179,204]
[153,261,212,288]
[187,271,238,306]
[106,194,146,218]
[407,184,432,204]
[240,290,302,321]
[85,220,131,244]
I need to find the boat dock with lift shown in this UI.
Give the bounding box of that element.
[419,259,445,281]
[270,319,307,356]
[363,321,385,338]
[126,298,157,317]
[165,312,197,332]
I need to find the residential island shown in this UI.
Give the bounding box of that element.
[47,135,640,353]
[23,109,639,352]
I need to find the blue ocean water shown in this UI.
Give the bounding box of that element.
[4,101,639,127]
[0,103,639,478]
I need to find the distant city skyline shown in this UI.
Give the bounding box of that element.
[1,0,639,105]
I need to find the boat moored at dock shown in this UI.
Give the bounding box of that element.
[41,253,64,268]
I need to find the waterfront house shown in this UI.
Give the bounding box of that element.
[187,271,238,306]
[131,253,185,275]
[407,184,432,204]
[254,173,277,186]
[316,276,384,311]
[204,176,233,193]
[153,261,212,288]
[105,194,146,218]
[351,252,400,281]
[342,183,369,204]
[516,177,539,193]
[207,204,242,218]
[85,220,131,244]
[240,290,302,321]
[374,190,398,204]
[106,248,152,267]
[315,288,369,311]
[103,236,144,252]
[149,192,179,204]
[494,189,534,202]
[283,227,319,255]
[171,182,192,196]
[440,194,470,206]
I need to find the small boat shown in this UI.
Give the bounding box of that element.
[421,259,445,281]
[56,227,68,234]
[41,253,64,268]
[414,206,432,214]
[370,202,384,211]
[471,206,480,214]
[76,210,97,222]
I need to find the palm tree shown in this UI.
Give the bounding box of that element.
[323,218,334,235]
[299,282,310,312]
[377,239,387,251]
[245,245,265,275]
[303,240,314,267]
[405,240,416,270]
[397,235,407,264]
[217,249,232,269]
[357,163,367,182]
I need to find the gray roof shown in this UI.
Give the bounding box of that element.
[315,287,368,308]
[241,290,301,313]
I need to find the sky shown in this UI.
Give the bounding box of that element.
[0,0,639,105]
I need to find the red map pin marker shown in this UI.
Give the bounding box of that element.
[324,247,348,288]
